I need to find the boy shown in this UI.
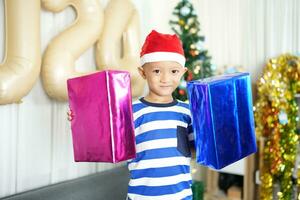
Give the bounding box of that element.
[67,30,194,200]
[127,30,194,200]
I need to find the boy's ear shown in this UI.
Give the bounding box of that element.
[182,67,188,76]
[138,67,146,79]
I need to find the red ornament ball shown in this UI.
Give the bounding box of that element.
[179,89,185,95]
[187,71,193,81]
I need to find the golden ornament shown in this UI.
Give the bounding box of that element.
[255,54,300,199]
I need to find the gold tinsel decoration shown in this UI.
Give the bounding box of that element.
[255,54,300,199]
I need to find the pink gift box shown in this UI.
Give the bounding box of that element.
[67,70,136,163]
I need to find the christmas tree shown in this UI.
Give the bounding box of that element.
[170,0,214,101]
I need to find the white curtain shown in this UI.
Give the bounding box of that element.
[0,0,300,198]
[194,0,300,81]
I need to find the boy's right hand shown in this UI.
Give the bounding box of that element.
[67,109,74,121]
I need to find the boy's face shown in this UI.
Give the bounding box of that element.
[138,61,187,98]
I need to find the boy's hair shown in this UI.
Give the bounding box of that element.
[140,30,186,67]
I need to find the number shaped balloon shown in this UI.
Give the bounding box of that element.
[96,0,145,98]
[41,0,104,101]
[0,0,41,105]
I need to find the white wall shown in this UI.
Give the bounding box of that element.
[0,0,300,198]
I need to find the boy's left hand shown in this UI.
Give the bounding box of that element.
[191,147,196,159]
[67,109,74,121]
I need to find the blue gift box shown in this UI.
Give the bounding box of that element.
[187,72,257,170]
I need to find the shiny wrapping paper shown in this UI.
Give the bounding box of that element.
[67,70,136,163]
[187,72,257,169]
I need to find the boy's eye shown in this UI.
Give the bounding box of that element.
[153,69,160,74]
[171,70,180,74]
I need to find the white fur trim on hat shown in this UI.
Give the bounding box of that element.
[140,52,186,67]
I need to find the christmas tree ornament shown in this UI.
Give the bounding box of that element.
[190,28,197,34]
[190,44,196,49]
[196,40,204,50]
[193,65,201,74]
[180,6,190,16]
[189,50,196,57]
[179,19,185,26]
[187,70,194,81]
[179,89,185,95]
[188,18,195,25]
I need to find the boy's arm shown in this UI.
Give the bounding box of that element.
[191,145,196,159]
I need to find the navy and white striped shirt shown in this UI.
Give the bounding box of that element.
[127,98,194,200]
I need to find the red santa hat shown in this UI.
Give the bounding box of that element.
[140,30,186,67]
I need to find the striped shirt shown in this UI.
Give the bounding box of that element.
[127,98,194,200]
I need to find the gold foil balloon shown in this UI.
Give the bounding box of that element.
[0,0,41,104]
[41,0,104,101]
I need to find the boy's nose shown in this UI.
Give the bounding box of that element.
[160,73,170,83]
